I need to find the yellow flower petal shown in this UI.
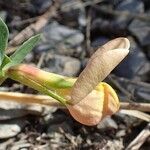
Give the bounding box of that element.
[67,83,120,126]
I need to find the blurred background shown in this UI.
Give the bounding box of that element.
[0,0,149,149]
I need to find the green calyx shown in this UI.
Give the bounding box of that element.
[7,69,68,105]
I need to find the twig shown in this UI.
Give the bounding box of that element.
[8,3,58,47]
[119,109,150,122]
[10,17,38,27]
[59,128,77,146]
[126,123,150,150]
[0,92,150,112]
[6,46,18,55]
[37,52,46,68]
[110,75,150,89]
[108,76,134,102]
[0,138,15,150]
[7,0,104,54]
[86,8,92,56]
[0,91,63,107]
[120,102,150,112]
[60,0,104,12]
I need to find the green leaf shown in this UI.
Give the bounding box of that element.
[1,55,11,68]
[3,34,40,70]
[0,18,9,66]
[0,55,11,84]
[0,54,11,75]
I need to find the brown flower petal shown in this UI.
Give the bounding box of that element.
[71,38,130,104]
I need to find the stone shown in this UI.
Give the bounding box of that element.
[112,0,144,30]
[43,54,81,77]
[60,0,86,27]
[102,139,124,150]
[128,19,150,46]
[91,18,125,37]
[142,0,150,10]
[34,44,51,53]
[116,112,139,127]
[38,22,84,56]
[0,101,56,120]
[30,0,52,14]
[116,130,126,137]
[0,119,26,139]
[34,144,50,150]
[97,117,118,129]
[24,53,34,63]
[78,9,86,27]
[9,143,32,150]
[116,0,144,13]
[47,122,73,134]
[148,48,150,59]
[47,121,79,149]
[113,37,149,79]
[135,62,150,81]
[43,21,84,45]
[134,87,150,103]
[91,36,109,48]
[0,11,7,21]
[48,132,65,149]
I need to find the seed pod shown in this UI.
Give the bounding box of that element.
[71,38,130,104]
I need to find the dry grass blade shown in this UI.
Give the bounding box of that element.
[1,91,150,112]
[126,123,150,150]
[0,91,62,107]
[71,38,130,104]
[120,109,150,122]
[120,102,150,112]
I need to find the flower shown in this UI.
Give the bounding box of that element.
[7,37,130,126]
